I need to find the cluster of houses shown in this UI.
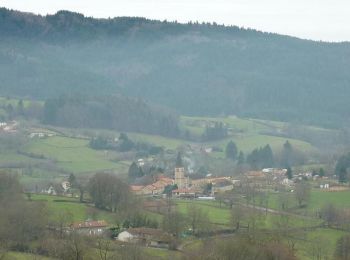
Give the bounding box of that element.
[42,181,71,195]
[0,121,17,133]
[68,220,172,249]
[130,164,238,198]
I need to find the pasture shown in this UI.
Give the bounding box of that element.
[22,136,129,174]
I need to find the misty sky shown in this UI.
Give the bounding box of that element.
[1,0,349,42]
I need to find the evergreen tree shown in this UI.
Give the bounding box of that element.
[281,140,293,167]
[17,99,24,116]
[261,144,274,168]
[128,162,143,180]
[225,141,238,161]
[335,153,350,183]
[118,133,135,152]
[237,151,245,165]
[286,166,293,179]
[68,173,77,187]
[319,168,325,177]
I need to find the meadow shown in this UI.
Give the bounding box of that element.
[22,136,129,174]
[265,189,350,213]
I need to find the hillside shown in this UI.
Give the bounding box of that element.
[1,8,350,128]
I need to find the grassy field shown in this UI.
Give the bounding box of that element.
[209,134,315,155]
[31,194,119,224]
[129,132,186,150]
[31,194,164,227]
[23,136,129,174]
[176,199,231,227]
[262,189,350,220]
[6,252,52,260]
[308,189,350,211]
[180,115,317,155]
[181,116,273,135]
[296,228,348,260]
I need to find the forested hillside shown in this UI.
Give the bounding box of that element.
[43,95,180,136]
[1,8,350,127]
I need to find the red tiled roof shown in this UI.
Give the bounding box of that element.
[71,220,108,229]
[130,185,144,192]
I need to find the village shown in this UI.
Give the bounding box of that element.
[37,153,335,251]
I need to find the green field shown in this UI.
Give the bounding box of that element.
[266,189,350,213]
[23,136,129,174]
[176,200,231,226]
[296,228,348,260]
[209,134,315,155]
[31,194,119,224]
[308,190,350,211]
[6,252,52,260]
[180,116,317,155]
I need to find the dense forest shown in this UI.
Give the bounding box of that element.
[1,8,350,128]
[43,95,180,136]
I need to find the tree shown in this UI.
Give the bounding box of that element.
[335,153,350,183]
[320,203,339,227]
[294,181,311,207]
[162,211,185,237]
[280,141,292,166]
[0,173,48,251]
[230,204,246,231]
[128,162,143,181]
[319,168,325,177]
[335,235,350,260]
[187,204,211,235]
[261,145,274,168]
[68,173,77,187]
[118,133,134,152]
[237,151,245,165]
[88,173,132,212]
[225,141,238,161]
[286,166,293,179]
[17,99,24,116]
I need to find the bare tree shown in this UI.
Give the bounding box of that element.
[187,204,211,235]
[294,181,311,207]
[97,238,112,260]
[230,204,246,231]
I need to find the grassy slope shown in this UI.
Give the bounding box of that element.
[267,189,350,212]
[23,136,129,174]
[31,194,163,225]
[181,116,316,155]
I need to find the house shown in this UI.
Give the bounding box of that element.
[130,185,145,195]
[172,188,196,198]
[44,185,57,195]
[130,176,174,196]
[71,220,108,236]
[117,228,171,248]
[281,178,294,186]
[61,181,70,192]
[42,183,64,195]
[211,179,234,195]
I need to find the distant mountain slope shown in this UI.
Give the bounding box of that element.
[1,8,350,128]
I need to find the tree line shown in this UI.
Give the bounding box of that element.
[225,140,305,169]
[43,95,180,137]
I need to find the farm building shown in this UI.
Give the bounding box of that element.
[117,228,171,248]
[70,220,108,236]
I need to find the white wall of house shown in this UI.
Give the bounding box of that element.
[118,231,134,242]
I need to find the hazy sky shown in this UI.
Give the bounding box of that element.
[1,0,349,42]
